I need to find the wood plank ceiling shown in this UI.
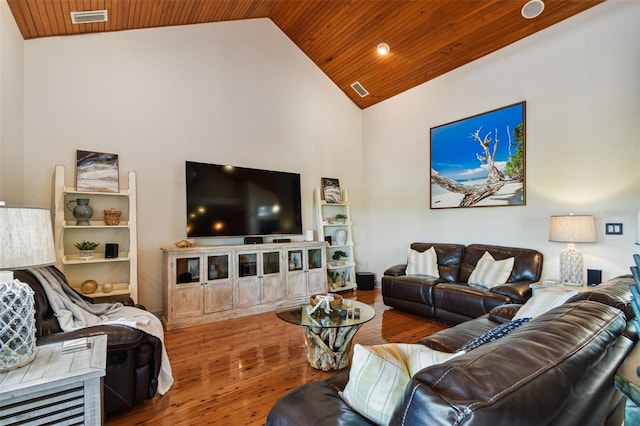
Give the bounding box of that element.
[7,0,604,109]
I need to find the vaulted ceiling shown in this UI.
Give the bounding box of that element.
[7,0,604,109]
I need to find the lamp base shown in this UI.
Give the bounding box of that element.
[559,244,584,286]
[0,279,37,372]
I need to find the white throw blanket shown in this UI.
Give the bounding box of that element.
[30,267,173,395]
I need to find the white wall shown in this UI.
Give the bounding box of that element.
[0,0,25,203]
[22,19,362,312]
[360,1,640,284]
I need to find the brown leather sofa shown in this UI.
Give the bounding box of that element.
[382,243,543,324]
[15,266,162,415]
[267,277,636,426]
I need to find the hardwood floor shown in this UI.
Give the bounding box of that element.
[106,288,447,425]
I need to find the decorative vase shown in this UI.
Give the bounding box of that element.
[66,198,93,226]
[335,229,347,245]
[101,283,113,293]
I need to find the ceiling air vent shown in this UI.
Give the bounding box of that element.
[351,82,369,98]
[71,10,108,24]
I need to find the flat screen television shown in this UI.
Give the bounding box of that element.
[185,161,302,238]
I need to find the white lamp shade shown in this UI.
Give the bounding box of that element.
[549,215,596,243]
[0,206,56,270]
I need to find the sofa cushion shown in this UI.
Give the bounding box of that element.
[566,275,634,320]
[513,287,580,320]
[459,244,543,284]
[406,246,439,277]
[468,251,514,289]
[418,315,498,352]
[342,343,462,425]
[432,283,512,322]
[410,243,465,282]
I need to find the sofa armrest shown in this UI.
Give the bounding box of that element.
[490,281,532,304]
[488,304,521,323]
[37,325,144,349]
[384,264,407,276]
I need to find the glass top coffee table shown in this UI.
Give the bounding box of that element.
[276,297,375,371]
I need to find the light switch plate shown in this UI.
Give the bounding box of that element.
[605,223,623,235]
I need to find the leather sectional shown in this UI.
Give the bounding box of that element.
[382,243,543,324]
[267,276,637,425]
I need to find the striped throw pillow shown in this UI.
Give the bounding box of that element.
[406,246,439,277]
[341,343,461,425]
[468,251,514,289]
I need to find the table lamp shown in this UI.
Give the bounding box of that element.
[549,214,596,286]
[0,205,56,371]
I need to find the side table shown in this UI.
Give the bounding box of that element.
[0,334,107,425]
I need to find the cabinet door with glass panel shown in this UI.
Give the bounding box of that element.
[204,252,233,313]
[171,253,205,320]
[235,249,284,307]
[306,246,326,294]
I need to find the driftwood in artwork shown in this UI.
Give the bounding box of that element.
[302,324,361,371]
[431,126,521,207]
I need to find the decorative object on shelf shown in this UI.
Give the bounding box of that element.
[0,205,56,372]
[66,198,93,226]
[335,229,347,245]
[101,282,113,293]
[174,239,195,248]
[80,279,98,294]
[549,214,597,285]
[74,240,100,260]
[430,101,526,209]
[103,208,122,225]
[334,214,348,224]
[328,271,340,287]
[76,150,119,193]
[305,230,314,241]
[341,189,350,203]
[322,177,342,203]
[332,250,348,266]
[105,243,119,259]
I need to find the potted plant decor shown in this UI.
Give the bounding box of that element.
[75,240,100,260]
[331,250,348,266]
[328,271,340,289]
[334,213,348,224]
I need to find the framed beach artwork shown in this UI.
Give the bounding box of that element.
[430,101,526,209]
[322,177,342,203]
[75,150,120,193]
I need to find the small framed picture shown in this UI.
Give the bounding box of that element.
[322,177,341,203]
[76,150,119,193]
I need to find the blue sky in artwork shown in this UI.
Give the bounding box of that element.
[431,103,524,181]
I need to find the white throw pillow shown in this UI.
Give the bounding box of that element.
[513,287,580,320]
[468,251,514,289]
[341,343,462,425]
[406,247,439,278]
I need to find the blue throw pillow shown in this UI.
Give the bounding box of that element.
[458,318,531,352]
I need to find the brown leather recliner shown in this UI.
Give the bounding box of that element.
[382,243,543,324]
[15,266,162,416]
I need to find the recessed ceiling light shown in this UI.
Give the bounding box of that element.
[377,43,390,55]
[521,0,545,19]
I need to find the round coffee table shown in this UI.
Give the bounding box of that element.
[276,298,375,371]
